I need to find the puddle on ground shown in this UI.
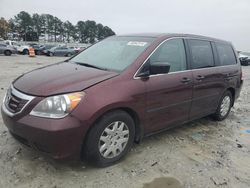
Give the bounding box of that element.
[143,177,182,188]
[240,128,250,135]
[239,128,250,145]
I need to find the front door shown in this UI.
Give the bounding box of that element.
[142,38,193,133]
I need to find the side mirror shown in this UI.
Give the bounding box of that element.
[150,62,170,75]
[137,70,150,78]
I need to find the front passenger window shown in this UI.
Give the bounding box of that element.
[149,39,187,73]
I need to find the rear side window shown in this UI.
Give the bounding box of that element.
[150,39,187,73]
[216,43,237,65]
[188,39,214,69]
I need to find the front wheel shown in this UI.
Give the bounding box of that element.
[213,91,233,121]
[83,110,135,167]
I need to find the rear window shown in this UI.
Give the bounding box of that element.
[216,43,237,65]
[188,39,214,69]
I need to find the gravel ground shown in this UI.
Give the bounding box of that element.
[0,55,249,188]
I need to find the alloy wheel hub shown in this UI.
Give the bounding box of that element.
[98,121,129,159]
[220,96,231,117]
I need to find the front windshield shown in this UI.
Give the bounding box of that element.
[71,36,154,72]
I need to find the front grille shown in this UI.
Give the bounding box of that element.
[5,92,28,113]
[3,85,35,116]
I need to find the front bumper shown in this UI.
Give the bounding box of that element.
[1,105,86,160]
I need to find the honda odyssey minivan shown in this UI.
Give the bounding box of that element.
[1,33,243,166]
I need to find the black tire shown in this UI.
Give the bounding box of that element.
[23,49,29,55]
[213,91,233,121]
[241,61,249,66]
[49,52,54,57]
[4,50,12,56]
[83,110,135,167]
[66,53,72,57]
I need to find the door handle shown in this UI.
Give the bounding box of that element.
[181,77,191,83]
[196,75,205,81]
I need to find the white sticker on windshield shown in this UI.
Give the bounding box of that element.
[127,41,147,47]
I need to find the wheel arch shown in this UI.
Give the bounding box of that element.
[82,106,143,148]
[4,50,12,55]
[227,87,235,106]
[117,107,143,143]
[80,107,143,160]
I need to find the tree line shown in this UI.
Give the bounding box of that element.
[0,11,115,44]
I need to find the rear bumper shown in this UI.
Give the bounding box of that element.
[235,79,243,100]
[1,106,87,160]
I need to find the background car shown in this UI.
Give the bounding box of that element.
[39,45,56,55]
[28,43,38,47]
[4,40,30,55]
[46,46,76,56]
[0,44,17,56]
[239,52,250,66]
[69,46,81,54]
[32,44,54,55]
[32,45,43,55]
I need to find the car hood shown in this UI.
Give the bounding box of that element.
[13,62,119,96]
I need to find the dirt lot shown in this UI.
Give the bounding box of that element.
[0,55,249,188]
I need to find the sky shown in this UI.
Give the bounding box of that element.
[0,0,250,51]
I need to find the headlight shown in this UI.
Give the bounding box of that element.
[30,92,85,118]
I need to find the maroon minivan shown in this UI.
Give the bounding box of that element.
[1,33,243,166]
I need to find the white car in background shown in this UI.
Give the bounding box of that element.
[239,52,250,66]
[4,40,30,55]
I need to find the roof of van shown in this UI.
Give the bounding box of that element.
[118,33,230,43]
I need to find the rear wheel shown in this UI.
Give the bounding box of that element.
[49,52,54,56]
[83,110,135,167]
[23,49,29,55]
[4,50,12,56]
[213,91,233,121]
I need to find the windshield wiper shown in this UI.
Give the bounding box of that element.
[70,61,108,71]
